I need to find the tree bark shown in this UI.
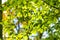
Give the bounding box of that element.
[0,0,2,40]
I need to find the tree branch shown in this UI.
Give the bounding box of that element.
[42,0,60,10]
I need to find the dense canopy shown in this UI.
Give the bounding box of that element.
[2,0,60,40]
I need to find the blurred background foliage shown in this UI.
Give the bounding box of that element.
[2,0,60,40]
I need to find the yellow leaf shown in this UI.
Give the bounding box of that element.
[38,28,43,33]
[23,36,28,40]
[17,12,22,17]
[55,9,59,13]
[3,13,7,21]
[17,34,23,38]
[31,30,36,34]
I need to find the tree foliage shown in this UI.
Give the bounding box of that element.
[2,0,60,40]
